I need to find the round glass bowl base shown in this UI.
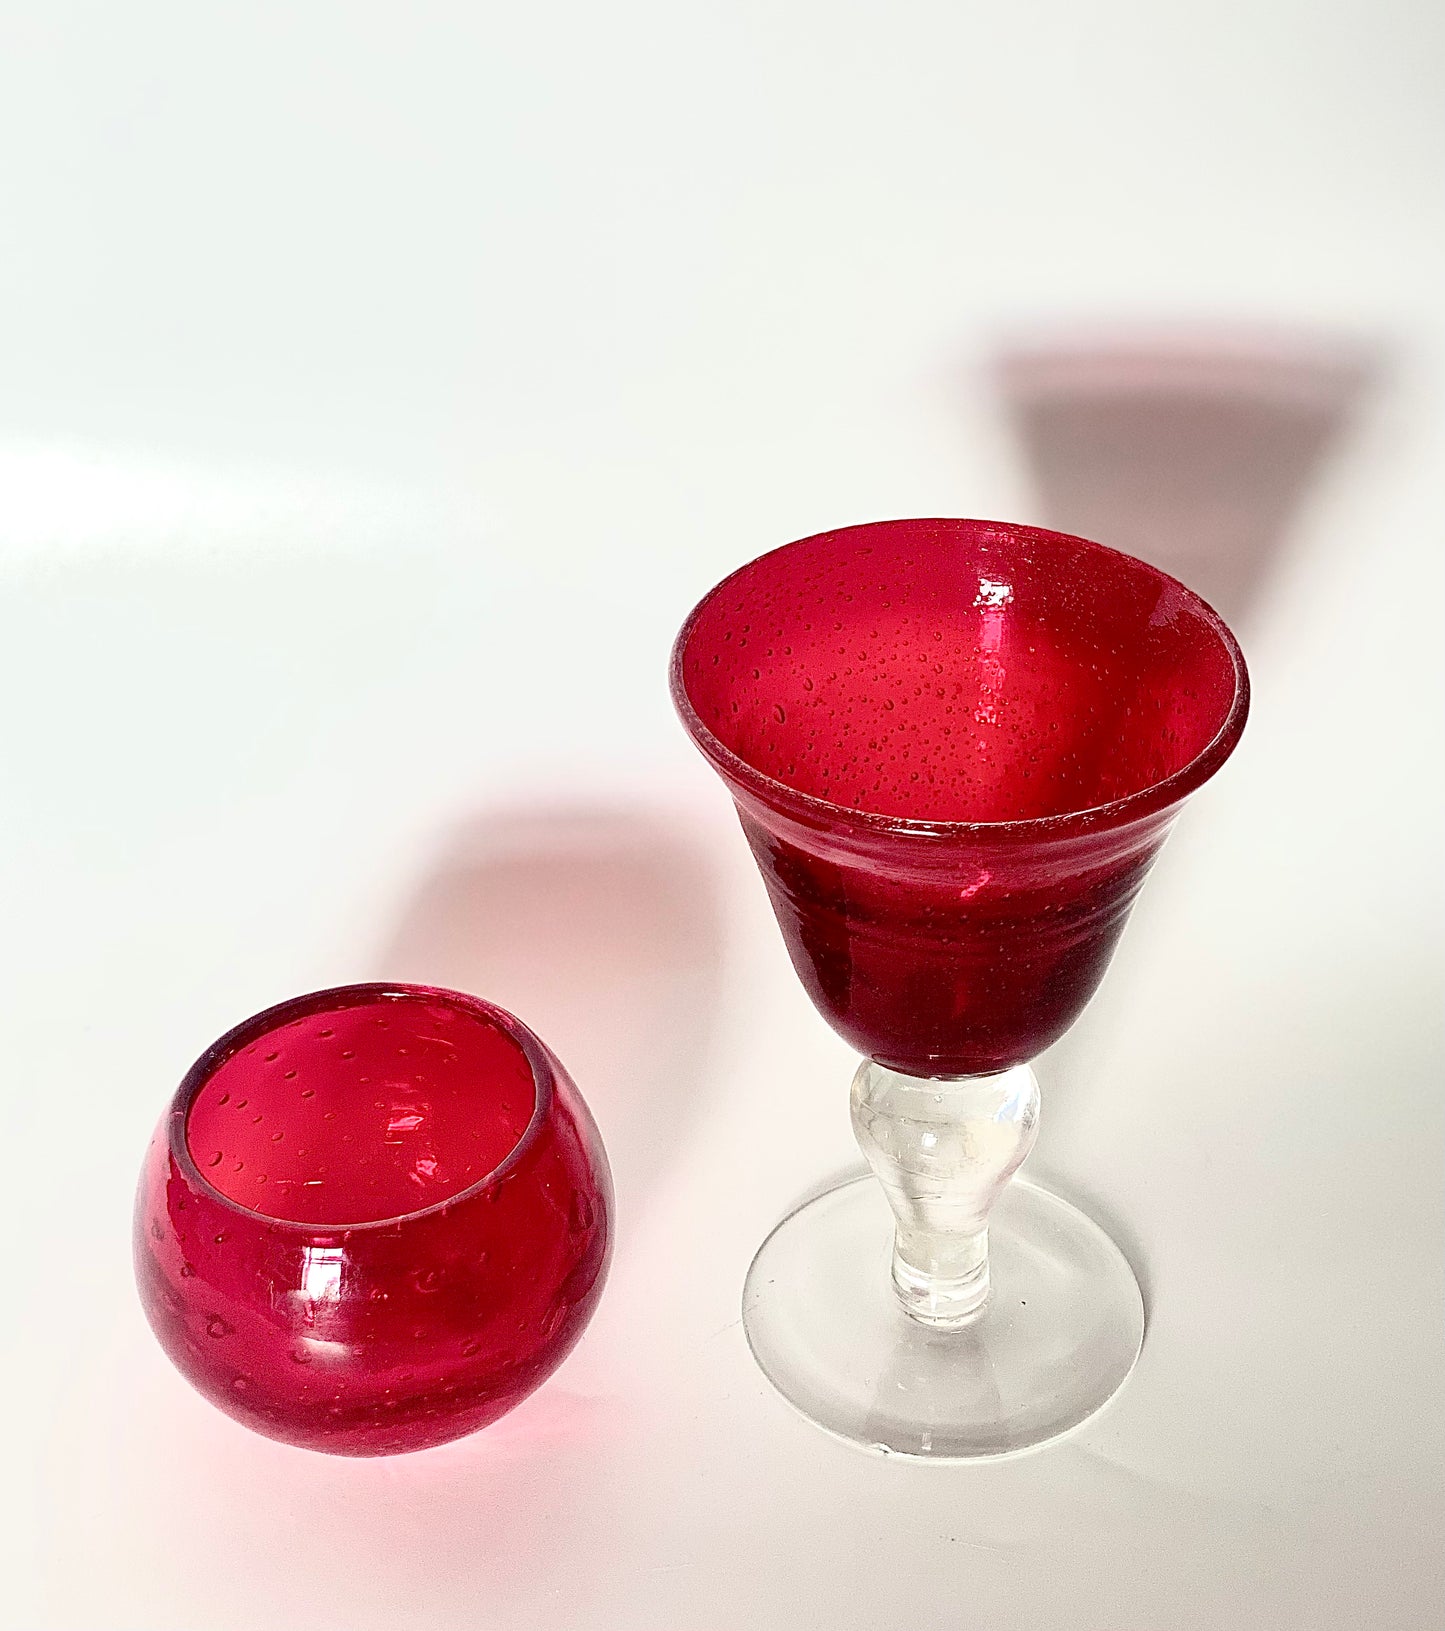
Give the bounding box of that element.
[742,1173,1144,1460]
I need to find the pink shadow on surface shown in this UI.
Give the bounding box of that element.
[996,327,1378,624]
[376,804,722,1227]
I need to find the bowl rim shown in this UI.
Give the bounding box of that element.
[168,982,557,1233]
[670,517,1250,842]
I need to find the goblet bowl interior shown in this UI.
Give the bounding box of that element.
[675,518,1245,829]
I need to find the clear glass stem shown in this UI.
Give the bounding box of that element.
[850,1060,1040,1329]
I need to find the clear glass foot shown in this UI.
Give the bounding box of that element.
[743,1058,1144,1459]
[741,1173,1144,1458]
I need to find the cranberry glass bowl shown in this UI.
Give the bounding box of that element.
[135,984,613,1455]
[672,518,1248,1457]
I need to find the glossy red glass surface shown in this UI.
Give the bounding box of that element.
[135,984,613,1455]
[673,519,1248,1075]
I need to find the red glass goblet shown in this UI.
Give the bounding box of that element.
[672,518,1248,1457]
[135,984,613,1455]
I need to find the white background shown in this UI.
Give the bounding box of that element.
[1,3,1442,1627]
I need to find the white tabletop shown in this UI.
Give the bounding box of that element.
[2,5,1442,1627]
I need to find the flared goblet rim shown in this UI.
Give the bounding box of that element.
[670,517,1250,842]
[167,981,557,1235]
